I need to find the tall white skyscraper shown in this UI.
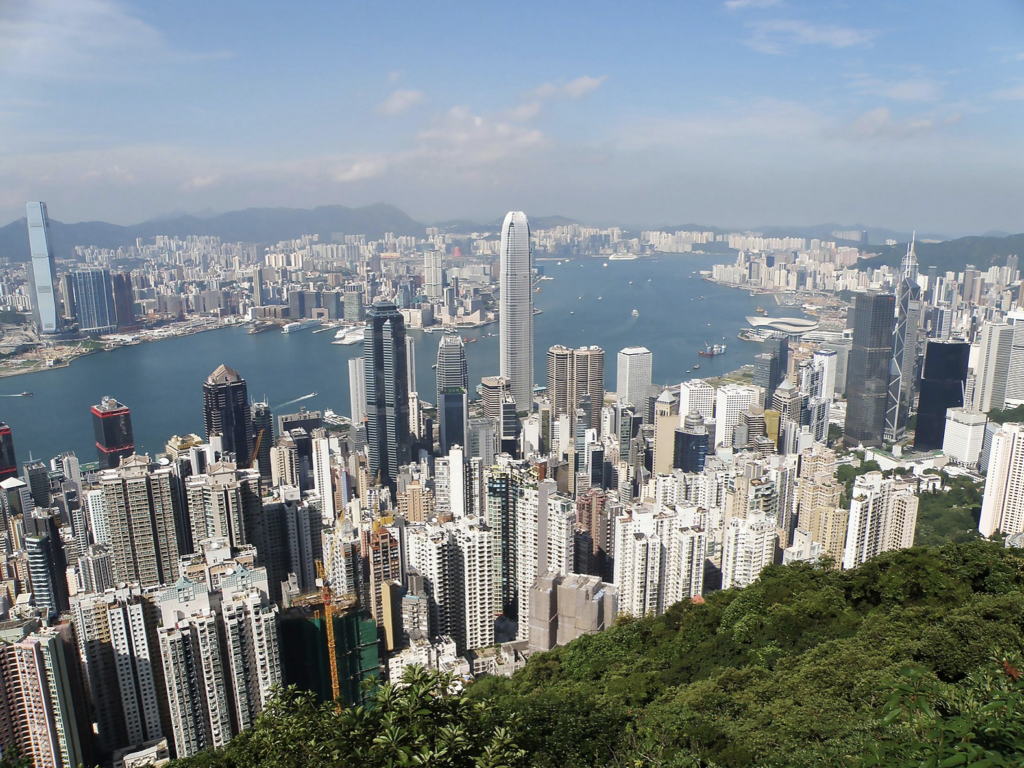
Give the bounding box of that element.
[973,323,1014,413]
[25,202,62,335]
[616,347,652,410]
[679,379,715,422]
[721,513,777,590]
[980,423,1024,537]
[714,384,761,449]
[812,349,838,402]
[424,250,444,300]
[348,357,366,425]
[499,211,533,412]
[842,473,918,569]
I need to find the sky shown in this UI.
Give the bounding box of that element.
[1,0,1024,234]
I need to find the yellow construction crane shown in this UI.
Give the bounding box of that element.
[250,428,265,470]
[315,526,343,705]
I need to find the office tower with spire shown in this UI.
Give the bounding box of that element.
[73,268,118,334]
[844,292,896,447]
[0,423,16,481]
[92,396,135,469]
[437,332,469,456]
[616,347,652,410]
[203,365,254,468]
[884,239,921,442]
[499,211,534,413]
[914,340,969,452]
[364,300,412,490]
[25,202,62,335]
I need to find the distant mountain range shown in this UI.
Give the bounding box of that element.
[0,203,425,261]
[861,234,1024,274]
[0,202,1019,274]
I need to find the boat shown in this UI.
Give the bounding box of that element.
[282,319,321,334]
[464,337,478,343]
[598,296,603,300]
[609,253,637,261]
[570,311,575,315]
[431,364,437,369]
[332,327,364,345]
[693,364,700,370]
[631,309,639,317]
[698,296,704,300]
[629,280,633,284]
[603,262,608,267]
[698,342,727,357]
[248,321,275,335]
[19,392,32,397]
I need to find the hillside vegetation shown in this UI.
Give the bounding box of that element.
[172,541,1024,767]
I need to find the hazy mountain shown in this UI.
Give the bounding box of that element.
[0,203,425,261]
[861,232,1024,273]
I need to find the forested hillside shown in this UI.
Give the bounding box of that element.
[171,541,1024,767]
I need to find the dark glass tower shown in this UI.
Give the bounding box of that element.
[363,301,412,490]
[844,292,896,448]
[674,411,709,473]
[437,332,469,456]
[0,423,16,481]
[914,340,969,451]
[112,271,135,328]
[203,364,254,468]
[91,396,135,469]
[753,334,789,407]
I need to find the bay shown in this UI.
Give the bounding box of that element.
[0,254,805,463]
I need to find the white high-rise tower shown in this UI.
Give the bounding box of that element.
[499,211,533,413]
[616,347,652,410]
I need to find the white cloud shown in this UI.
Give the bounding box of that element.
[745,19,875,55]
[528,75,608,102]
[0,0,229,82]
[376,89,426,116]
[387,70,404,83]
[725,0,781,10]
[846,107,935,140]
[851,76,942,102]
[991,83,1024,101]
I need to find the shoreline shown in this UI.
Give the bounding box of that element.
[0,320,238,380]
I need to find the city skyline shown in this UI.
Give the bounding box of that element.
[2,2,1024,233]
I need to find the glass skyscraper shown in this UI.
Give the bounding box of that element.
[844,292,896,447]
[25,202,62,335]
[498,211,533,413]
[364,300,412,490]
[914,340,969,451]
[436,332,468,456]
[73,268,117,334]
[91,396,135,469]
[884,241,920,442]
[203,365,254,468]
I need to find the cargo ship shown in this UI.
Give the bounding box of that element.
[248,321,276,335]
[281,319,322,334]
[698,342,727,357]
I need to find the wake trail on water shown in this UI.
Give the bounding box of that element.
[272,392,316,410]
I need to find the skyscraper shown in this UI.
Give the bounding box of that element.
[884,241,921,442]
[72,268,118,335]
[973,323,1014,413]
[92,396,135,469]
[0,423,17,481]
[499,211,533,412]
[616,347,653,410]
[753,335,789,408]
[364,300,412,490]
[980,423,1024,537]
[348,357,366,425]
[111,271,135,328]
[914,340,969,452]
[203,365,254,468]
[424,250,444,300]
[547,345,605,430]
[25,202,62,335]
[674,411,709,473]
[844,292,896,447]
[251,401,274,480]
[437,332,469,456]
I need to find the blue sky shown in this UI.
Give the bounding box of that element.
[1,0,1024,234]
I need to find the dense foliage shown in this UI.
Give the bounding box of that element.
[173,541,1024,767]
[988,405,1024,425]
[915,476,983,547]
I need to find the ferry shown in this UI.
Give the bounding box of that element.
[281,319,321,334]
[698,342,727,357]
[332,327,364,345]
[609,253,638,261]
